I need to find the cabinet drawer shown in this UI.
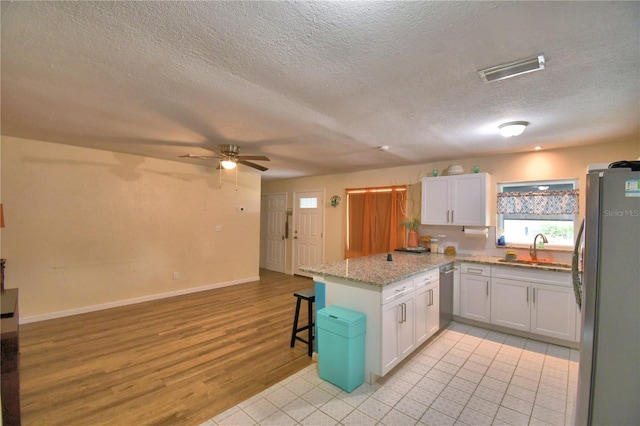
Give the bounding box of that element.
[414,269,439,289]
[382,278,415,305]
[460,263,491,276]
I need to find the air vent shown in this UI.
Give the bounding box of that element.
[478,54,545,83]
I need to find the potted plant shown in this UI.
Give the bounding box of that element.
[401,217,421,248]
[399,177,422,248]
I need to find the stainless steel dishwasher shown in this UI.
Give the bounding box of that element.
[439,263,455,328]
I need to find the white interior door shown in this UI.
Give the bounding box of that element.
[260,193,286,273]
[293,190,324,277]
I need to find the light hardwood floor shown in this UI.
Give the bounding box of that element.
[19,270,315,425]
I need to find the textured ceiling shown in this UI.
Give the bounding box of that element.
[1,1,639,180]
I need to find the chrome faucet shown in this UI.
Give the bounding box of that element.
[530,233,549,260]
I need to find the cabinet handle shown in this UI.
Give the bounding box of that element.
[399,303,407,324]
[447,210,450,223]
[468,268,484,274]
[533,288,536,303]
[451,210,454,223]
[428,289,433,306]
[526,288,529,303]
[486,282,489,296]
[395,287,406,293]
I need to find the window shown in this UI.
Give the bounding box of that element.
[345,186,407,259]
[299,197,318,209]
[497,180,579,248]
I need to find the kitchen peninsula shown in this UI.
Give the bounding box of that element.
[303,252,455,384]
[304,251,576,384]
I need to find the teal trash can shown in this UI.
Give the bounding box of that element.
[317,305,366,392]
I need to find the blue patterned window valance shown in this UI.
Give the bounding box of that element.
[497,190,579,215]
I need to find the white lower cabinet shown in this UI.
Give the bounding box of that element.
[491,266,577,342]
[491,277,530,332]
[382,294,410,373]
[382,269,440,376]
[415,279,440,346]
[531,282,576,341]
[381,282,415,375]
[460,263,491,323]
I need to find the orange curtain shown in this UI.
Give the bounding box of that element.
[345,186,407,259]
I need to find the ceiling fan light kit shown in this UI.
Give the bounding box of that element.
[220,160,237,170]
[499,121,529,137]
[180,144,270,171]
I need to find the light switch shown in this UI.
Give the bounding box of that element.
[215,225,222,232]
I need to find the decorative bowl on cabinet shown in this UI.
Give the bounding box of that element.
[447,164,464,175]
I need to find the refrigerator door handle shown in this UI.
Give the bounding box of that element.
[572,219,585,309]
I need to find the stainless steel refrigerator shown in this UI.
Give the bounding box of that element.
[574,167,640,425]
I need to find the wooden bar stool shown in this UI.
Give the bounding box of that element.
[290,288,315,357]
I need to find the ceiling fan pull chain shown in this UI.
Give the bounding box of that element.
[235,166,238,191]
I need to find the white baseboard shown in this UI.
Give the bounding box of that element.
[21,275,260,324]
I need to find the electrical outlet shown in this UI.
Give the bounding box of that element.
[173,272,179,280]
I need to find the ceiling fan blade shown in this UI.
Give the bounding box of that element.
[179,154,220,160]
[202,146,225,156]
[238,160,269,171]
[237,155,270,161]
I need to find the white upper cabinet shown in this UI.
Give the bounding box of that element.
[421,173,491,226]
[421,177,450,225]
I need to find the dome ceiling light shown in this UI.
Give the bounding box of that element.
[220,159,237,170]
[499,121,529,137]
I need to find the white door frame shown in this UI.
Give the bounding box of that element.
[292,189,325,277]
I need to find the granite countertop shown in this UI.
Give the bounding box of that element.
[457,255,572,272]
[302,252,456,287]
[303,252,571,288]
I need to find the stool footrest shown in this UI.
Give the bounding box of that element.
[294,335,312,345]
[294,323,314,332]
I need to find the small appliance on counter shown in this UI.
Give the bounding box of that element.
[419,235,431,250]
[395,247,428,254]
[444,246,456,255]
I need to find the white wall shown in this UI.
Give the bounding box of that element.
[1,136,262,321]
[263,139,639,272]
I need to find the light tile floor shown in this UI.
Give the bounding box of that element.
[202,322,579,426]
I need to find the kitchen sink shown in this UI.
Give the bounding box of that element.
[497,259,571,269]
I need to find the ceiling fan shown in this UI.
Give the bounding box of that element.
[180,144,270,171]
